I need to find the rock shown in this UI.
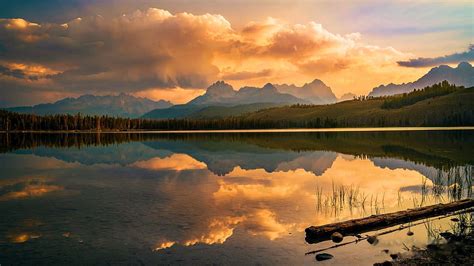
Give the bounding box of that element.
[407,230,414,236]
[440,232,453,240]
[315,253,334,261]
[382,249,389,254]
[390,253,398,260]
[450,218,460,222]
[356,234,362,238]
[331,232,344,243]
[367,236,379,245]
[374,261,393,266]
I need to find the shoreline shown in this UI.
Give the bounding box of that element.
[0,126,473,134]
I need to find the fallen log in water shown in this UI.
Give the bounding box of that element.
[305,199,474,243]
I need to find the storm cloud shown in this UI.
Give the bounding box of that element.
[397,45,474,68]
[0,8,410,106]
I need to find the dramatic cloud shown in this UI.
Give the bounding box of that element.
[220,69,273,81]
[397,45,474,67]
[0,8,416,106]
[0,63,57,80]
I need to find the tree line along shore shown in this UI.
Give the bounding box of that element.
[1,82,473,131]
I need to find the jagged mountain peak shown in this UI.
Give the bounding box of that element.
[457,61,472,69]
[205,80,235,96]
[369,62,474,97]
[262,83,277,91]
[186,80,308,106]
[274,78,337,104]
[306,79,326,87]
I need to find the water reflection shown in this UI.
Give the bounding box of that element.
[0,179,62,201]
[0,131,472,264]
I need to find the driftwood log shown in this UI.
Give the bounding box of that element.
[305,199,474,243]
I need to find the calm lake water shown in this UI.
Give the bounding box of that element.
[0,130,473,265]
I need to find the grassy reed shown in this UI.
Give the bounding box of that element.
[315,165,473,217]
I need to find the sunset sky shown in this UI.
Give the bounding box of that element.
[0,0,472,106]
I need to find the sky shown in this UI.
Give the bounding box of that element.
[0,0,472,106]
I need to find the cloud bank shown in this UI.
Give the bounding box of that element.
[0,8,414,106]
[397,45,474,68]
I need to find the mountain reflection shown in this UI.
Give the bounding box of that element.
[0,131,472,264]
[1,131,472,174]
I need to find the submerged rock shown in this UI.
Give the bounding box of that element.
[331,232,344,243]
[384,230,474,265]
[315,253,334,261]
[367,236,379,245]
[426,244,440,250]
[374,261,393,266]
[439,232,453,240]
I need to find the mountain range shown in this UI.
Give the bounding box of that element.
[368,62,474,97]
[4,62,473,118]
[274,79,338,104]
[7,93,172,118]
[189,81,308,105]
[143,82,311,119]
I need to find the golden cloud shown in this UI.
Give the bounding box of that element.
[0,8,423,104]
[0,182,63,201]
[132,154,207,171]
[153,240,176,251]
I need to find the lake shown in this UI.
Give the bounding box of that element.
[0,130,473,265]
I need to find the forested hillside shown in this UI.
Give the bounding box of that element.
[244,83,473,127]
[1,83,472,131]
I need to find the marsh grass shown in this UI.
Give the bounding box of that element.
[315,165,473,217]
[315,182,385,216]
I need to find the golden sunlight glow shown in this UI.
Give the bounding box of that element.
[6,63,59,76]
[0,9,445,103]
[0,183,63,201]
[183,216,245,246]
[4,18,39,29]
[153,241,176,251]
[148,152,439,253]
[7,232,41,243]
[132,154,207,171]
[0,177,63,201]
[244,209,291,240]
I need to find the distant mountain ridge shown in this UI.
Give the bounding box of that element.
[143,81,310,119]
[6,78,341,119]
[188,81,308,106]
[274,79,338,104]
[338,93,357,102]
[369,62,474,97]
[7,93,172,118]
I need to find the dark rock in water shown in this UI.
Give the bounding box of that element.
[374,261,393,266]
[315,253,334,261]
[450,217,460,222]
[390,253,398,260]
[407,230,414,236]
[367,236,379,245]
[440,232,454,240]
[331,232,344,243]
[426,244,440,250]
